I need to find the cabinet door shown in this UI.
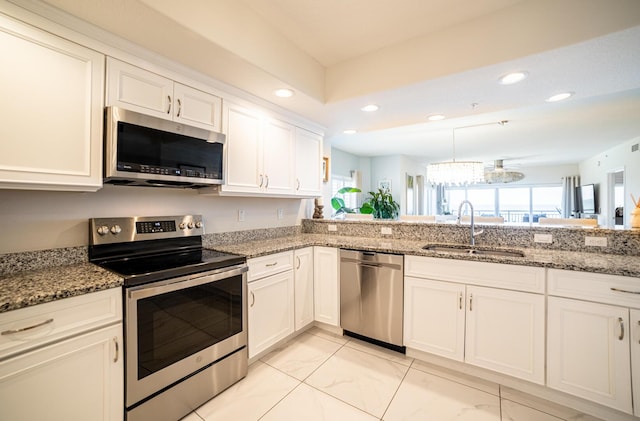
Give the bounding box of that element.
[403,277,465,361]
[248,271,294,359]
[173,83,222,131]
[313,247,339,326]
[0,15,103,191]
[548,297,632,413]
[631,309,640,417]
[222,102,263,193]
[465,286,545,384]
[294,247,314,331]
[294,128,323,196]
[0,324,123,421]
[106,57,173,119]
[263,118,295,195]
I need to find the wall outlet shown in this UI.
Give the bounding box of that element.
[534,234,553,244]
[277,208,284,219]
[585,236,607,247]
[381,227,392,235]
[237,209,245,222]
[327,224,337,232]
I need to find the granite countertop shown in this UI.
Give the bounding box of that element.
[210,233,640,279]
[2,233,639,314]
[0,262,123,313]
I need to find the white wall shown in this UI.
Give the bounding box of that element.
[0,186,308,253]
[579,136,640,228]
[370,155,426,215]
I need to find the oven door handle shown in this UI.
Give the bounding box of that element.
[127,263,248,300]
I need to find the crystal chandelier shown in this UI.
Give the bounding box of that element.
[427,127,484,186]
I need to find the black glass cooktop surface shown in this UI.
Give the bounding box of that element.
[92,243,245,287]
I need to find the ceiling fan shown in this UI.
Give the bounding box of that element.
[484,159,525,184]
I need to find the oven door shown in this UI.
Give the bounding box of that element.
[125,264,247,408]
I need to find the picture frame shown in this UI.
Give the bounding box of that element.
[378,179,391,191]
[322,157,329,182]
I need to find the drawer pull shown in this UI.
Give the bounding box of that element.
[618,318,625,341]
[265,262,278,267]
[296,256,301,269]
[611,287,640,295]
[250,291,255,307]
[113,337,119,363]
[2,318,54,335]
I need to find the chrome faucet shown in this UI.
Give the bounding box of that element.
[457,200,484,246]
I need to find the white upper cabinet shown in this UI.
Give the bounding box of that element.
[295,128,323,196]
[0,13,104,191]
[106,57,222,132]
[214,100,322,197]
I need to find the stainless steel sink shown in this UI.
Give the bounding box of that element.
[422,244,525,258]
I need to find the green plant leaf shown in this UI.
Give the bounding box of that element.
[331,197,345,210]
[337,187,361,194]
[360,202,374,214]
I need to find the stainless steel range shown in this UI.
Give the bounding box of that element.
[89,215,248,421]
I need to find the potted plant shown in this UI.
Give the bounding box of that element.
[331,187,362,216]
[361,188,400,219]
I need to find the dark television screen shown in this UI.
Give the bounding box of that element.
[580,184,596,214]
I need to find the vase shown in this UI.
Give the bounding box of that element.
[631,209,640,229]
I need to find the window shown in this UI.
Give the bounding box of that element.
[331,175,359,212]
[441,185,562,223]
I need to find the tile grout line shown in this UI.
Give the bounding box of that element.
[380,359,413,420]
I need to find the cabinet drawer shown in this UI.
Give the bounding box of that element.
[405,256,545,293]
[0,288,122,359]
[548,269,640,308]
[248,251,294,282]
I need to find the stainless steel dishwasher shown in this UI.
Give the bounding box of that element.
[340,249,404,351]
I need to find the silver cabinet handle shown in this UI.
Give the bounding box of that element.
[469,294,473,311]
[250,291,255,307]
[176,98,182,117]
[619,317,625,341]
[296,256,301,269]
[296,178,301,190]
[459,293,463,310]
[2,318,54,335]
[265,175,270,188]
[265,262,278,267]
[611,287,640,295]
[167,95,172,114]
[113,337,119,363]
[259,174,264,187]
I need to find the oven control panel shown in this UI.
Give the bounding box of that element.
[90,215,204,245]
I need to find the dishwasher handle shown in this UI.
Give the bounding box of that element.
[340,257,402,271]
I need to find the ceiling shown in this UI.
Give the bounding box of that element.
[37,0,640,168]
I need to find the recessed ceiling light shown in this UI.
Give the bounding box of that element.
[499,71,528,85]
[343,129,357,134]
[546,92,574,102]
[427,114,446,121]
[361,104,379,112]
[274,88,294,98]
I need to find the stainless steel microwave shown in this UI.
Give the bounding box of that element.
[104,106,225,188]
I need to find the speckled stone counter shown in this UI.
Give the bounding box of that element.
[0,263,123,313]
[210,233,640,279]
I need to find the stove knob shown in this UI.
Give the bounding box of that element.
[179,222,187,230]
[187,222,195,229]
[97,225,109,236]
[195,221,203,229]
[110,225,122,235]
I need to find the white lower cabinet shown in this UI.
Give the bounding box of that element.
[403,256,545,384]
[0,288,123,421]
[247,253,295,359]
[404,277,465,361]
[547,296,632,413]
[0,324,123,421]
[313,246,339,326]
[294,247,314,331]
[465,285,544,383]
[631,309,640,417]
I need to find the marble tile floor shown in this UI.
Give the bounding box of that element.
[183,327,601,421]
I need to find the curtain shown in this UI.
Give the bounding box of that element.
[561,175,580,218]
